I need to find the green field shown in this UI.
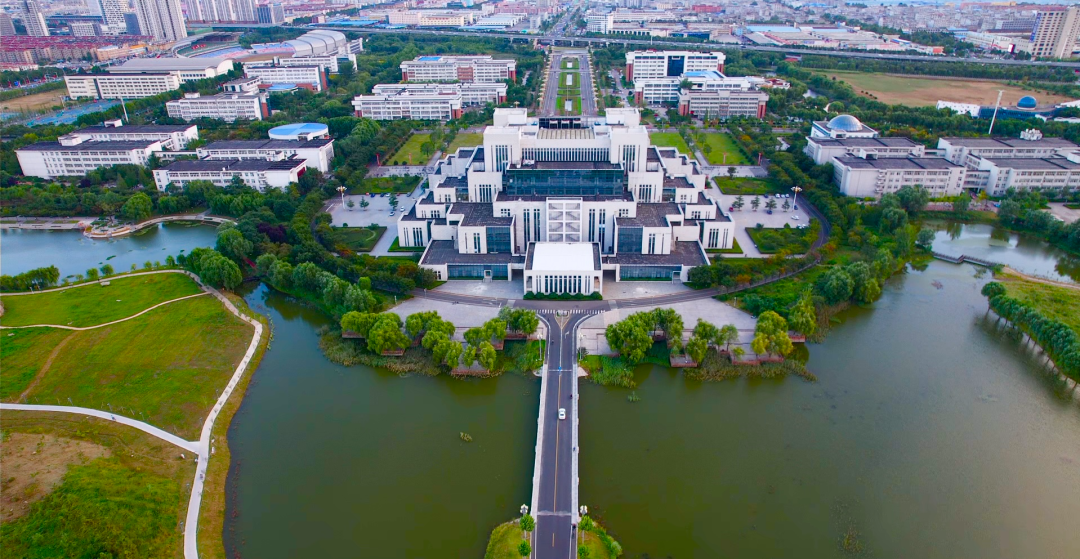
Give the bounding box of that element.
[706,237,744,255]
[1002,276,1080,335]
[561,58,577,69]
[1,411,196,559]
[446,132,484,153]
[389,237,426,252]
[2,295,253,439]
[348,175,420,195]
[557,94,582,115]
[0,327,74,400]
[713,177,783,195]
[649,132,692,154]
[700,133,750,165]
[388,133,431,166]
[334,226,386,252]
[746,224,816,254]
[559,71,578,89]
[484,520,527,559]
[0,273,202,328]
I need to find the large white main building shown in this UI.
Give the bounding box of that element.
[398,108,734,292]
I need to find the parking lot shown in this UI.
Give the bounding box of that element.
[710,190,814,258]
[326,187,426,255]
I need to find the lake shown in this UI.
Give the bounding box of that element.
[929,221,1079,283]
[0,223,219,278]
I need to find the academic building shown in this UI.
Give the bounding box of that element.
[397,108,735,293]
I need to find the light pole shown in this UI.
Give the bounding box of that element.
[791,185,802,209]
[337,185,346,210]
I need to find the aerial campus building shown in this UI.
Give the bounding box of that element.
[397,108,735,293]
[624,50,725,81]
[399,55,516,83]
[351,83,508,120]
[64,58,235,100]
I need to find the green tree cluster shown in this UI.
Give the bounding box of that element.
[983,282,1080,381]
[0,265,59,292]
[181,247,242,290]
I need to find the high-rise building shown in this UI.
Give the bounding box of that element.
[96,0,126,32]
[194,0,256,22]
[256,3,285,24]
[124,12,142,35]
[0,13,17,37]
[20,0,50,37]
[134,0,188,42]
[1029,6,1080,59]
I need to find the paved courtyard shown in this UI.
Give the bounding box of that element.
[1048,203,1080,225]
[327,187,427,256]
[706,186,813,258]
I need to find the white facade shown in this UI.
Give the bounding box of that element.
[352,90,463,121]
[134,0,188,42]
[20,0,49,37]
[370,82,507,107]
[937,135,1079,168]
[244,65,325,91]
[633,70,758,105]
[65,73,181,100]
[1027,7,1080,59]
[625,50,725,81]
[587,13,614,34]
[60,121,199,150]
[166,92,267,122]
[810,115,880,139]
[110,58,234,82]
[967,155,1080,196]
[195,138,335,173]
[16,140,164,179]
[246,54,348,75]
[153,159,306,191]
[832,156,966,198]
[804,137,925,165]
[400,55,516,83]
[677,89,769,119]
[96,0,126,31]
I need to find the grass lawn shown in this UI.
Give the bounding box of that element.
[706,237,743,255]
[713,177,783,195]
[700,133,750,165]
[649,132,692,154]
[0,410,195,558]
[389,236,426,252]
[5,296,253,439]
[557,94,582,115]
[1065,203,1080,210]
[334,226,386,252]
[817,70,1074,108]
[446,132,484,153]
[0,273,202,328]
[581,531,615,559]
[746,225,816,254]
[561,58,577,69]
[1001,275,1080,334]
[484,520,527,559]
[559,71,578,88]
[388,133,431,166]
[347,175,420,195]
[0,328,75,400]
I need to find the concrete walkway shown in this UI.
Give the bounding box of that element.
[0,403,200,453]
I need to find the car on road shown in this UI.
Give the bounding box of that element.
[558,408,566,420]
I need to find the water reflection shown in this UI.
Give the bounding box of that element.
[929,221,1079,283]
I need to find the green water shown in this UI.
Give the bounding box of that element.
[580,261,1080,558]
[929,221,1080,283]
[223,286,540,558]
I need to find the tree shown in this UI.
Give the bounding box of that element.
[896,185,930,213]
[605,318,653,364]
[518,540,532,558]
[732,346,746,361]
[692,319,719,346]
[520,514,535,537]
[120,192,152,222]
[478,341,497,370]
[99,264,114,277]
[916,228,935,249]
[751,311,794,358]
[728,166,737,179]
[981,281,1006,313]
[346,200,355,210]
[765,198,778,212]
[367,314,410,354]
[718,324,739,353]
[751,196,761,211]
[952,195,970,216]
[390,195,399,211]
[342,311,379,337]
[733,195,745,211]
[360,199,369,211]
[217,227,253,263]
[686,335,708,363]
[484,318,508,342]
[782,198,791,212]
[815,267,854,305]
[788,289,817,336]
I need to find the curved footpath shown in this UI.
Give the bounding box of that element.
[0,269,264,559]
[0,292,210,330]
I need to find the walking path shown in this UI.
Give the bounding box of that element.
[0,269,265,559]
[0,292,210,330]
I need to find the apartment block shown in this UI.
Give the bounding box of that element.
[832,156,966,198]
[1027,6,1080,59]
[65,73,181,99]
[400,55,516,83]
[677,89,769,119]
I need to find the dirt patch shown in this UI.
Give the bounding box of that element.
[0,89,67,113]
[0,433,110,522]
[819,71,1076,107]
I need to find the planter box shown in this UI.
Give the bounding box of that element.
[491,339,505,351]
[669,355,698,368]
[504,333,530,341]
[380,349,405,357]
[342,331,363,339]
[451,365,490,376]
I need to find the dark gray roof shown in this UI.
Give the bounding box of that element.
[399,206,427,222]
[617,203,680,227]
[941,137,1077,149]
[160,158,304,172]
[663,175,693,189]
[809,137,920,148]
[201,138,332,150]
[449,202,513,226]
[438,176,467,189]
[647,146,662,162]
[18,140,159,152]
[75,124,194,134]
[494,191,634,203]
[833,156,961,170]
[421,240,524,266]
[604,241,707,267]
[513,161,622,171]
[981,157,1080,170]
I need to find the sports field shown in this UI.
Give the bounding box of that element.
[819,70,1075,107]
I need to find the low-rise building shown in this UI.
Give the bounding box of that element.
[937,132,1079,167]
[246,54,352,75]
[625,50,725,81]
[831,156,966,198]
[810,114,880,139]
[400,55,516,83]
[195,138,335,173]
[965,155,1080,196]
[677,88,769,119]
[244,64,326,92]
[633,70,759,105]
[166,91,269,122]
[16,140,164,179]
[152,158,307,191]
[59,121,199,150]
[65,72,181,100]
[370,82,507,107]
[352,89,463,120]
[108,57,235,83]
[804,136,925,165]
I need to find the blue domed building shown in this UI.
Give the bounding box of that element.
[1016,96,1038,110]
[810,113,879,139]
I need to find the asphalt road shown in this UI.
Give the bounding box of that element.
[541,52,564,116]
[578,52,598,117]
[533,310,589,559]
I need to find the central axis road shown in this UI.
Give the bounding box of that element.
[532,310,590,559]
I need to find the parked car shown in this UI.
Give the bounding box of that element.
[792,215,800,220]
[766,209,773,214]
[793,204,799,210]
[728,206,734,212]
[558,408,566,420]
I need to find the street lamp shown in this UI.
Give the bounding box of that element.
[791,185,802,209]
[520,504,529,516]
[337,185,347,210]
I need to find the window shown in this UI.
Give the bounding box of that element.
[588,209,596,242]
[708,228,719,249]
[473,232,481,253]
[500,208,510,217]
[618,227,642,253]
[486,227,511,253]
[647,233,656,254]
[618,209,630,218]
